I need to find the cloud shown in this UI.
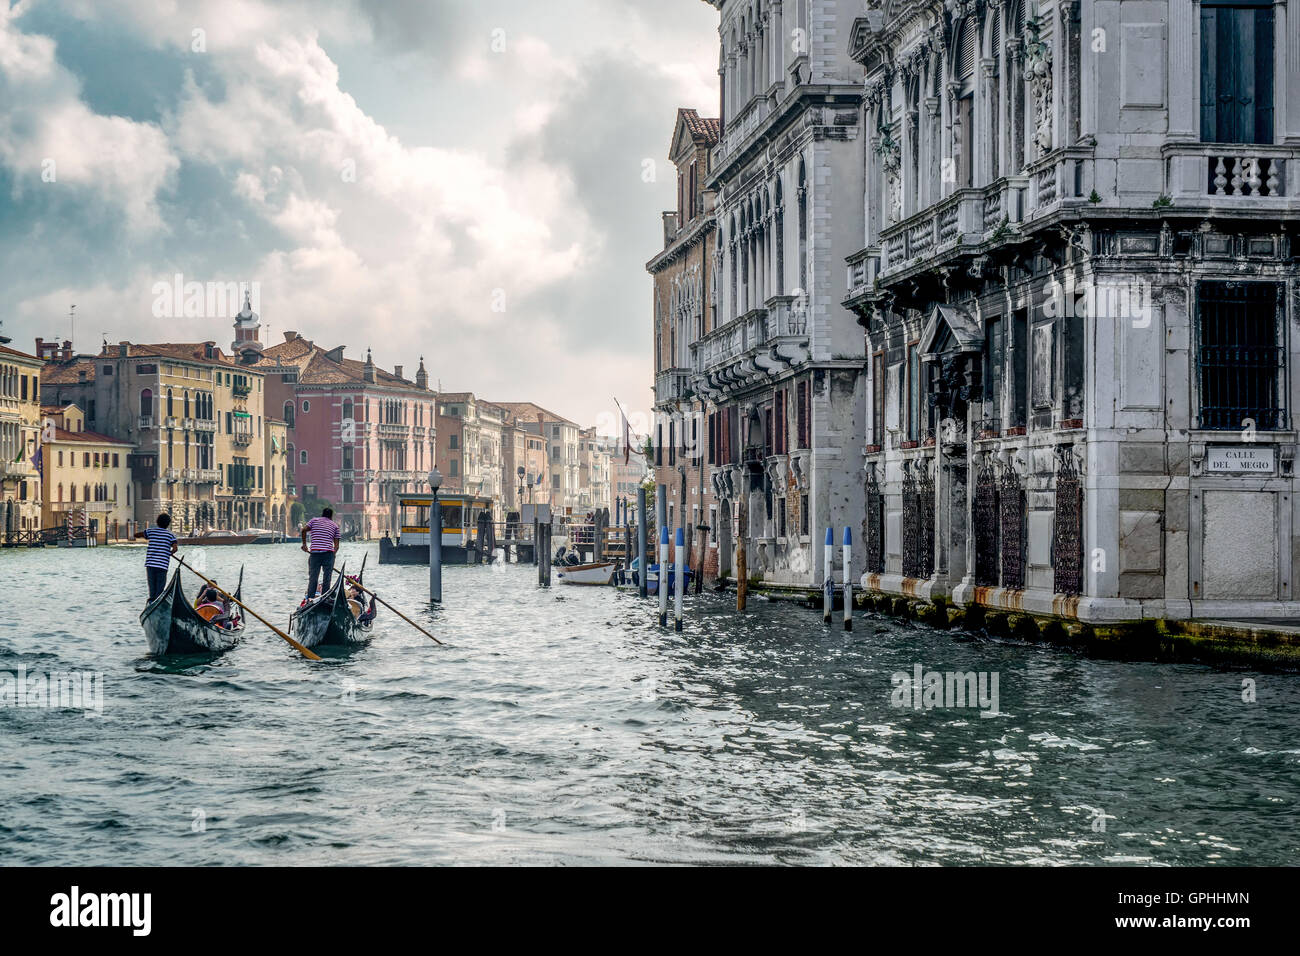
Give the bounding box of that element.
[0,0,719,427]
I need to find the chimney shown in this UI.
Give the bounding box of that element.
[284,331,299,342]
[326,346,345,363]
[204,341,216,359]
[394,365,403,380]
[118,341,129,357]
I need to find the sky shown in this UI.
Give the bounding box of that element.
[0,0,719,433]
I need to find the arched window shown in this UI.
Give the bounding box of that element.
[774,178,785,294]
[167,389,174,417]
[342,398,353,423]
[797,159,808,292]
[140,388,153,418]
[184,391,191,419]
[84,484,91,502]
[57,483,62,503]
[283,400,295,427]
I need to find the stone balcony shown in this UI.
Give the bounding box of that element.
[193,418,217,433]
[1164,142,1296,209]
[196,468,220,483]
[378,422,409,439]
[689,298,810,398]
[654,368,691,407]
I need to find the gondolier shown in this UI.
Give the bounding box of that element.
[301,507,341,600]
[134,513,177,601]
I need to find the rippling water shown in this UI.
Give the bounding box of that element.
[1,543,1296,865]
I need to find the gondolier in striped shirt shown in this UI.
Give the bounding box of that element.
[134,513,177,601]
[301,507,341,600]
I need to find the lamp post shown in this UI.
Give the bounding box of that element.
[428,466,443,603]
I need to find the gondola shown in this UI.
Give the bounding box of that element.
[139,562,245,656]
[288,558,376,648]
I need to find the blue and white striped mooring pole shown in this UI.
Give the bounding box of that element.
[843,526,853,632]
[658,526,669,627]
[823,526,834,625]
[674,527,685,633]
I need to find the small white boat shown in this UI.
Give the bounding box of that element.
[556,560,619,585]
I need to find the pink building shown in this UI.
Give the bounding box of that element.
[257,333,436,538]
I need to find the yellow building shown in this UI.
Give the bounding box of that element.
[265,417,290,534]
[40,404,135,542]
[0,342,43,539]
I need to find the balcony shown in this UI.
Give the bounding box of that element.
[137,415,153,430]
[378,422,410,439]
[162,467,179,482]
[163,416,178,429]
[232,381,252,397]
[690,301,811,395]
[232,432,253,447]
[193,418,217,432]
[878,188,987,279]
[1164,143,1295,208]
[196,468,220,483]
[654,368,691,406]
[2,459,33,478]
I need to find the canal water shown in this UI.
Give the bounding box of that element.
[1,542,1296,866]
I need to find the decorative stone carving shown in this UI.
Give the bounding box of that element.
[1024,18,1053,156]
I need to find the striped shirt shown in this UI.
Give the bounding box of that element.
[142,527,176,569]
[305,516,340,552]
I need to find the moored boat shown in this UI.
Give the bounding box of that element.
[289,561,375,648]
[556,560,619,585]
[177,529,258,546]
[139,564,245,656]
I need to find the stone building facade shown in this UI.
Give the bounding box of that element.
[845,0,1300,623]
[0,341,43,537]
[688,0,867,588]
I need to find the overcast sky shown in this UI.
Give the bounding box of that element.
[0,0,719,432]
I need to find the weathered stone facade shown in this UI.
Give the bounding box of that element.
[845,0,1300,623]
[690,0,867,589]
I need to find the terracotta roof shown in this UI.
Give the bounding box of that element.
[678,108,720,147]
[51,426,133,446]
[257,337,427,392]
[491,401,576,427]
[98,342,251,369]
[0,343,41,362]
[41,359,96,385]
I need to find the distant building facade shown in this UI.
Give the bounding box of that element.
[0,342,43,537]
[40,403,135,541]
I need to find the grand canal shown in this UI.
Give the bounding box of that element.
[1,542,1296,866]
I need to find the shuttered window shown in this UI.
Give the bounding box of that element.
[1200,4,1275,144]
[796,380,810,448]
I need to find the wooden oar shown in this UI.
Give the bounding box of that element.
[175,556,322,661]
[347,578,443,645]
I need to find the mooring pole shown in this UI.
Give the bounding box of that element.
[674,527,685,633]
[736,496,748,612]
[843,526,853,632]
[637,487,648,599]
[823,526,833,625]
[658,525,669,626]
[429,483,442,604]
[540,523,551,587]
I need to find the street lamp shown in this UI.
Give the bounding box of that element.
[428,466,443,603]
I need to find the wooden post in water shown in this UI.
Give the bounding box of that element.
[657,525,669,626]
[637,487,648,599]
[539,523,552,587]
[736,495,748,612]
[823,527,834,624]
[674,527,684,633]
[843,526,853,632]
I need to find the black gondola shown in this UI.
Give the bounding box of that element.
[288,559,375,648]
[139,563,245,656]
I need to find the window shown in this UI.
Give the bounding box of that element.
[796,380,810,448]
[283,401,295,427]
[450,434,458,450]
[1197,281,1284,430]
[140,388,152,418]
[449,459,459,477]
[1201,3,1275,145]
[300,450,309,465]
[342,484,353,503]
[552,474,560,489]
[167,389,174,417]
[302,400,310,414]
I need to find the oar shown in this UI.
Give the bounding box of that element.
[175,556,322,661]
[347,578,443,645]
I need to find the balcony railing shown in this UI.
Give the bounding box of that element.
[193,418,216,432]
[1165,143,1295,203]
[654,368,691,405]
[162,467,179,482]
[232,432,253,447]
[878,189,985,277]
[378,422,410,438]
[137,415,153,429]
[197,468,220,483]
